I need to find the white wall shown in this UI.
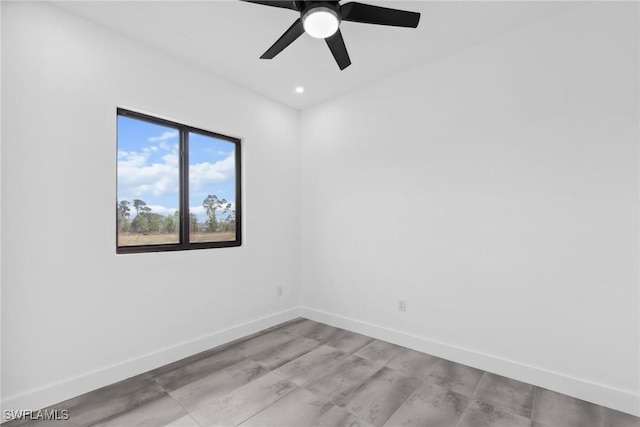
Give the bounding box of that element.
[3,0,639,418]
[1,1,300,411]
[301,3,639,415]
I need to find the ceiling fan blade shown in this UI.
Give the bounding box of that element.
[340,2,420,28]
[325,29,351,70]
[260,18,305,59]
[239,0,298,11]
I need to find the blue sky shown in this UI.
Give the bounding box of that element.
[117,115,236,222]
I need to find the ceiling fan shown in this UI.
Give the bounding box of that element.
[240,1,421,70]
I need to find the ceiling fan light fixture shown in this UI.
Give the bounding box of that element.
[302,7,340,39]
[244,0,421,70]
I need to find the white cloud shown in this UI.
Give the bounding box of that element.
[118,146,179,198]
[189,153,235,191]
[162,151,179,167]
[118,150,150,168]
[190,205,206,216]
[148,130,178,142]
[146,205,178,216]
[118,147,235,209]
[159,141,172,151]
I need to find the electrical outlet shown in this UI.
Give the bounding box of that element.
[277,286,283,297]
[398,300,406,312]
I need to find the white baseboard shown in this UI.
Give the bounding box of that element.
[4,306,637,418]
[1,308,302,414]
[300,306,640,417]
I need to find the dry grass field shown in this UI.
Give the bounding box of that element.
[191,232,235,243]
[118,232,235,246]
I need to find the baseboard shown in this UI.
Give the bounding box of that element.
[300,306,640,417]
[1,308,302,414]
[4,306,637,417]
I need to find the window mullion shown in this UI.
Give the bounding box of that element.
[180,128,190,247]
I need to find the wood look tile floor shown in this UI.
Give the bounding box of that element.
[4,318,639,427]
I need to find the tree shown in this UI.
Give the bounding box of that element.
[190,212,198,233]
[133,199,146,216]
[202,195,229,232]
[164,214,177,233]
[220,210,236,233]
[117,200,131,232]
[227,210,236,232]
[131,215,145,234]
[131,200,151,233]
[144,212,161,233]
[140,206,153,233]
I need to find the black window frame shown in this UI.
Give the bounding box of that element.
[116,108,242,254]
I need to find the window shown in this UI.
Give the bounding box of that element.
[117,108,241,253]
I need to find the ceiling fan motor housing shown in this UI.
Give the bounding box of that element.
[301,1,342,38]
[300,1,340,16]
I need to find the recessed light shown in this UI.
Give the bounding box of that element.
[295,87,305,94]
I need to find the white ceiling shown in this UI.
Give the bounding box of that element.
[53,1,580,110]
